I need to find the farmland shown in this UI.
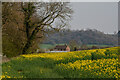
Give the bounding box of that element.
[39,43,112,50]
[1,47,119,79]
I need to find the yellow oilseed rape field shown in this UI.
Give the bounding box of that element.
[1,47,119,79]
[55,58,119,78]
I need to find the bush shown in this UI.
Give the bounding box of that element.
[2,37,22,58]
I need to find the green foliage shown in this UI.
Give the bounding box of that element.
[2,37,21,58]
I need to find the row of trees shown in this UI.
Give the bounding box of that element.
[43,29,118,46]
[2,2,73,57]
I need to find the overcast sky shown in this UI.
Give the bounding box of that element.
[69,2,118,34]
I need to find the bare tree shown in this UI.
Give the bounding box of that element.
[20,2,73,54]
[2,2,73,55]
[69,40,79,51]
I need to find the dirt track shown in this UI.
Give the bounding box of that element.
[0,56,10,63]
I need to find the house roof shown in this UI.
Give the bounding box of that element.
[54,45,68,49]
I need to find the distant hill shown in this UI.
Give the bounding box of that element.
[118,31,120,46]
[43,29,118,46]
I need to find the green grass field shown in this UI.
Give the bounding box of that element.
[39,44,55,49]
[39,43,66,50]
[87,44,111,47]
[39,43,112,50]
[1,47,119,79]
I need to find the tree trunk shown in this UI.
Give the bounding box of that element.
[22,27,39,54]
[22,39,32,54]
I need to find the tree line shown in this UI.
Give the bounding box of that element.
[43,29,118,46]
